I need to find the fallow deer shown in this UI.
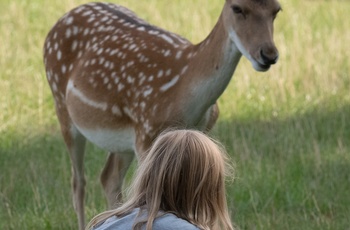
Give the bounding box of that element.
[43,0,281,229]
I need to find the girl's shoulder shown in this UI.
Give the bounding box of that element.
[153,213,200,230]
[93,208,200,230]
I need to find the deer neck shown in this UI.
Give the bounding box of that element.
[181,13,242,125]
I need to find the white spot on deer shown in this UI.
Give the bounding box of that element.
[84,28,90,36]
[61,65,67,74]
[85,41,91,49]
[46,41,51,49]
[101,16,109,22]
[143,88,153,97]
[52,82,58,92]
[127,76,135,84]
[160,75,180,92]
[157,70,164,78]
[143,120,153,134]
[94,5,103,10]
[140,102,146,110]
[118,83,125,92]
[98,26,105,32]
[122,44,129,50]
[139,76,146,85]
[74,6,85,14]
[181,65,189,75]
[69,64,74,72]
[163,50,171,57]
[159,34,175,45]
[138,72,144,78]
[187,52,194,59]
[82,10,93,17]
[97,48,104,55]
[65,28,72,38]
[127,61,134,67]
[46,71,52,81]
[129,44,137,51]
[112,35,118,41]
[120,65,126,72]
[66,16,74,25]
[110,49,118,56]
[148,75,154,82]
[73,26,79,35]
[165,69,172,76]
[176,51,183,59]
[148,30,159,35]
[104,61,110,69]
[87,16,95,23]
[111,105,122,116]
[57,50,62,60]
[118,52,125,59]
[72,40,78,51]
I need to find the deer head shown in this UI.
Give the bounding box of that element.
[223,0,281,71]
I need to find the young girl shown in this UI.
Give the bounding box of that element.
[86,130,235,230]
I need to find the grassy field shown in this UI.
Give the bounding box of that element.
[1,0,349,229]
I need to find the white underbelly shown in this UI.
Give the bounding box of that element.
[77,126,136,153]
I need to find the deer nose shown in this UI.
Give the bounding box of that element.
[260,49,279,65]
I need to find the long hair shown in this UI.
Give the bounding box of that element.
[86,130,234,230]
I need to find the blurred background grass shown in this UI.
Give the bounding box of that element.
[0,0,349,229]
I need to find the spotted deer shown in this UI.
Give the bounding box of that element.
[43,0,281,229]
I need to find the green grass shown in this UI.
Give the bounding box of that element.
[1,0,349,229]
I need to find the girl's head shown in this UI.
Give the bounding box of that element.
[87,130,234,230]
[132,129,234,230]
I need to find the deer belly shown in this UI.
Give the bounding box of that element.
[65,80,135,152]
[77,126,136,153]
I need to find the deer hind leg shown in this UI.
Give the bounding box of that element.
[57,109,87,230]
[100,152,134,208]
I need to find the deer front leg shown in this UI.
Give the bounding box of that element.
[100,152,135,208]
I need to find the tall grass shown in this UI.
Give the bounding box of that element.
[0,0,349,229]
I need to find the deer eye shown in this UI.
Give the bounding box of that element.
[231,5,243,14]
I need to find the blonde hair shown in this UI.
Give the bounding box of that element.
[86,130,234,230]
